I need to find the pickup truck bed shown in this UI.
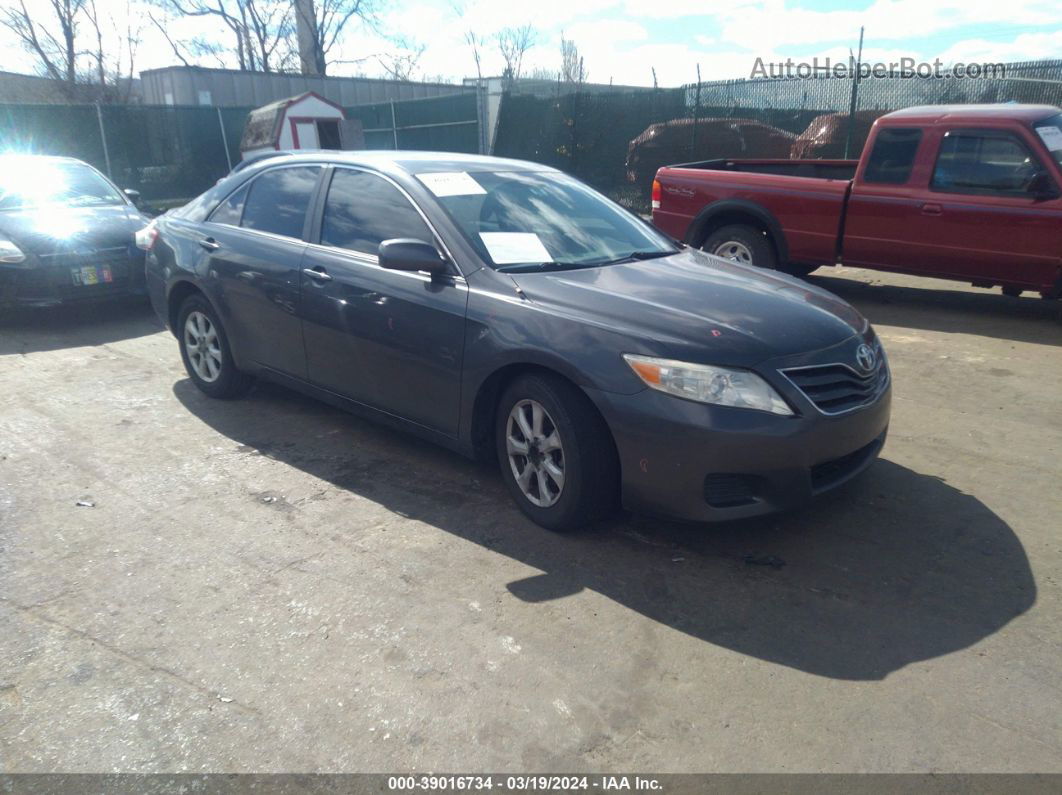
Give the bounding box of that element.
[652,104,1062,298]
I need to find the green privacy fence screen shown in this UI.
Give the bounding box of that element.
[344,92,481,152]
[493,59,1062,212]
[0,92,481,201]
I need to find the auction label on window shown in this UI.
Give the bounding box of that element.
[417,171,487,197]
[1036,125,1062,152]
[479,232,553,264]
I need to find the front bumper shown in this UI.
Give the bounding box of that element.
[0,249,147,308]
[586,377,891,523]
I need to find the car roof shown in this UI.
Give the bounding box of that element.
[238,149,558,175]
[880,104,1060,125]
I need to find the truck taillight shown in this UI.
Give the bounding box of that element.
[651,179,661,210]
[135,222,158,251]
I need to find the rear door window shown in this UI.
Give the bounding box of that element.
[931,131,1048,195]
[208,184,248,226]
[240,166,321,239]
[320,169,433,257]
[863,128,922,184]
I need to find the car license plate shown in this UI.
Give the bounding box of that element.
[71,265,114,286]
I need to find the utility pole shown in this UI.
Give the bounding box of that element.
[844,26,865,159]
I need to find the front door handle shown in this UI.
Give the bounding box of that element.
[302,267,333,282]
[199,237,221,251]
[920,202,943,216]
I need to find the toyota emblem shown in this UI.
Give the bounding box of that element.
[855,343,876,373]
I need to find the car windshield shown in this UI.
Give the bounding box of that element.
[424,170,678,271]
[0,158,124,211]
[1032,114,1062,169]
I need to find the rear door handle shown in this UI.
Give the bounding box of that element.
[920,202,943,216]
[302,267,333,282]
[199,237,221,251]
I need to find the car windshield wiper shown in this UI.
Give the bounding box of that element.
[608,250,676,263]
[495,261,581,273]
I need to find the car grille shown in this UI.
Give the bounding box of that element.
[40,245,133,274]
[703,473,761,508]
[781,346,888,415]
[810,435,884,493]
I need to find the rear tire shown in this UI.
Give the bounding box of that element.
[177,294,253,399]
[702,223,816,277]
[495,373,618,532]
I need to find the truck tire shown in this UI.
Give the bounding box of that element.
[702,224,817,278]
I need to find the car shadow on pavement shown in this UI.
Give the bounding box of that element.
[808,273,1062,347]
[174,378,1036,682]
[0,298,161,356]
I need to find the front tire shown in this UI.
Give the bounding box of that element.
[495,374,617,532]
[177,294,253,399]
[702,224,817,277]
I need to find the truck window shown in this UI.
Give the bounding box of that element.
[863,128,922,184]
[931,131,1047,196]
[1032,113,1062,169]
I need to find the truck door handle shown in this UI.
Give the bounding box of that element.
[302,267,333,282]
[920,203,943,216]
[199,237,221,251]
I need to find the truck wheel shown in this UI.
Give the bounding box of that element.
[703,225,776,269]
[702,224,817,277]
[495,373,618,532]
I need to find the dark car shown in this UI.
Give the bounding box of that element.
[0,155,151,308]
[144,151,890,531]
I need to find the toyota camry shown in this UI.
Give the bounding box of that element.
[143,151,891,531]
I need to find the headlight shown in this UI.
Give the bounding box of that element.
[623,354,793,415]
[0,238,26,264]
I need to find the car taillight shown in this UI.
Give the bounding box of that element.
[651,179,662,210]
[135,223,158,251]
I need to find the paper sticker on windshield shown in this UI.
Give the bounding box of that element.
[480,232,553,265]
[1035,125,1062,152]
[417,172,486,197]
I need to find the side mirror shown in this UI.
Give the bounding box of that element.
[1027,172,1060,200]
[123,188,142,206]
[378,238,448,274]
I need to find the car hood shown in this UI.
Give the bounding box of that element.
[0,204,147,256]
[509,248,867,364]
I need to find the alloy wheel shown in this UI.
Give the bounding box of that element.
[506,399,565,508]
[184,310,223,383]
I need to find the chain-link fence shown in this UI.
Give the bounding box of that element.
[494,59,1062,212]
[345,91,481,152]
[0,91,482,202]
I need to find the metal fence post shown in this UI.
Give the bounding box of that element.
[95,103,112,178]
[844,26,865,159]
[217,106,233,171]
[691,64,702,156]
[390,101,399,149]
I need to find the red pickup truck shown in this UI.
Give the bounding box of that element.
[651,104,1062,299]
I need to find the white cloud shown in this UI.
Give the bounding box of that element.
[937,30,1062,64]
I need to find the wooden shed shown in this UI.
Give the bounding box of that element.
[239,92,359,158]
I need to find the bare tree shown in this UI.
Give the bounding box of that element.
[294,0,376,76]
[83,0,141,101]
[496,23,534,88]
[154,0,294,72]
[560,34,586,84]
[376,39,425,81]
[1,0,87,89]
[464,29,483,82]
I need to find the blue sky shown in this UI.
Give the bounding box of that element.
[3,0,1061,86]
